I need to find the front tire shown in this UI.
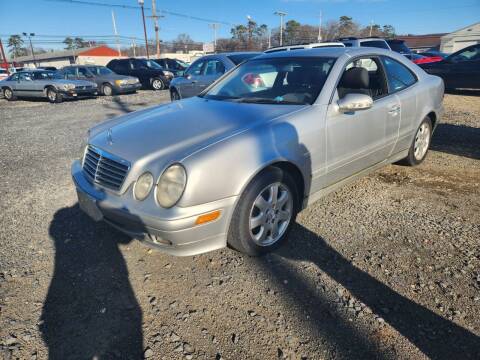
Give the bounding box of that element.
[102,83,113,96]
[46,87,63,103]
[151,77,164,90]
[402,116,432,166]
[227,167,299,256]
[3,87,16,101]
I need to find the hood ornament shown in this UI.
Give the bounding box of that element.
[107,128,113,145]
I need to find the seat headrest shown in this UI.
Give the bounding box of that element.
[340,67,369,89]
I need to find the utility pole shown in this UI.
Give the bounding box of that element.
[317,11,322,42]
[274,11,287,46]
[111,10,121,56]
[138,0,149,58]
[149,0,164,58]
[369,20,374,37]
[132,38,137,57]
[22,32,36,67]
[0,39,9,75]
[208,23,220,52]
[268,29,271,48]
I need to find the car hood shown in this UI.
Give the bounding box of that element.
[89,96,305,165]
[96,74,136,81]
[55,79,96,86]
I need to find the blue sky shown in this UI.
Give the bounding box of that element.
[0,0,479,49]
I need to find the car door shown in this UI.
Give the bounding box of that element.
[15,72,36,97]
[324,56,397,186]
[380,56,419,154]
[200,58,226,91]
[444,44,480,89]
[178,59,206,98]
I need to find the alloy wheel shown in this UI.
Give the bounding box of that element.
[47,89,57,102]
[414,122,431,161]
[249,182,293,246]
[4,88,12,99]
[152,79,163,90]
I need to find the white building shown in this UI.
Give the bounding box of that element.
[441,22,480,53]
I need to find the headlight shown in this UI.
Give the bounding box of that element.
[62,83,75,90]
[164,71,174,77]
[156,164,186,208]
[134,172,154,201]
[115,79,128,86]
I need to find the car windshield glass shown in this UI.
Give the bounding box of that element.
[33,71,62,80]
[203,57,336,105]
[361,40,390,50]
[388,41,411,53]
[176,59,189,67]
[90,66,113,75]
[227,53,261,65]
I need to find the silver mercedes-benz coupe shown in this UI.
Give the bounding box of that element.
[72,47,444,256]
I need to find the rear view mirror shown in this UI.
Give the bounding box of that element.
[337,93,373,112]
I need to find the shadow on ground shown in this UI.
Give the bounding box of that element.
[103,95,148,117]
[40,205,143,359]
[431,123,480,160]
[253,224,480,359]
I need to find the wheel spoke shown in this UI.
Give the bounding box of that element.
[269,184,279,206]
[254,195,269,211]
[250,213,266,230]
[277,190,289,208]
[277,209,291,221]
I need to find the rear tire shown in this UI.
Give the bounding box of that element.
[170,88,180,101]
[102,83,113,96]
[401,116,432,166]
[46,87,63,103]
[227,167,299,256]
[151,77,164,90]
[3,87,16,101]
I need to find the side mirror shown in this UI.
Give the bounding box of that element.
[337,93,373,112]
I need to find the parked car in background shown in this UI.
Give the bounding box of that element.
[338,37,391,50]
[37,66,58,71]
[72,47,443,256]
[386,39,413,58]
[264,42,345,53]
[61,65,141,96]
[1,69,97,103]
[420,44,480,90]
[0,68,9,81]
[419,50,448,59]
[411,53,443,65]
[169,52,261,100]
[106,58,174,90]
[152,58,188,76]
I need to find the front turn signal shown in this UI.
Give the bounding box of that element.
[195,210,221,225]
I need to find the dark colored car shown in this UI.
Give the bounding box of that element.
[386,39,413,59]
[420,44,480,90]
[37,66,58,71]
[169,52,261,100]
[106,58,174,90]
[153,58,189,76]
[419,50,448,59]
[61,65,141,96]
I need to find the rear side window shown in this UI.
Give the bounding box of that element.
[361,40,390,50]
[381,56,417,93]
[204,60,225,75]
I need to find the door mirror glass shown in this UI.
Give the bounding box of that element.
[337,93,373,112]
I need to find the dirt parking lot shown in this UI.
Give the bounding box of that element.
[0,91,479,359]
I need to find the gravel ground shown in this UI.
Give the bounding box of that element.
[0,91,479,360]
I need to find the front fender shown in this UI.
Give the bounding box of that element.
[178,119,309,208]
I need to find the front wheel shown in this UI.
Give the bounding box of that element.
[47,87,63,103]
[151,77,164,90]
[3,88,16,101]
[402,116,432,166]
[227,167,299,256]
[102,83,113,96]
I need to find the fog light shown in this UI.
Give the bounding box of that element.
[134,172,154,200]
[195,210,221,225]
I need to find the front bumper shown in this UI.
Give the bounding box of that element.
[61,89,97,98]
[71,160,236,256]
[114,83,142,93]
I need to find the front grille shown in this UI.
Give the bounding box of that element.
[76,85,94,90]
[82,145,130,190]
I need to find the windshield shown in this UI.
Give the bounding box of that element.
[144,60,162,69]
[32,71,63,80]
[89,66,114,75]
[203,57,336,105]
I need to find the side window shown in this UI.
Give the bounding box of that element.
[9,73,19,81]
[381,56,416,93]
[19,72,32,81]
[78,67,89,78]
[449,45,480,63]
[338,57,388,100]
[185,60,204,76]
[114,60,128,72]
[204,60,225,76]
[63,67,77,79]
[132,59,146,70]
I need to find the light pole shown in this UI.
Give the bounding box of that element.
[138,0,149,58]
[274,11,287,46]
[22,32,36,67]
[209,23,220,53]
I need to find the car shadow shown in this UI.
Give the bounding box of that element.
[103,96,148,117]
[254,224,480,359]
[445,89,480,97]
[40,205,143,359]
[431,123,480,160]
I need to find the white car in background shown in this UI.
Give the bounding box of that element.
[0,68,9,81]
[264,42,345,54]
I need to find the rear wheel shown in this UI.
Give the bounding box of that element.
[46,87,63,103]
[170,88,180,101]
[151,77,164,90]
[227,167,298,256]
[3,87,16,101]
[102,83,113,96]
[402,116,432,166]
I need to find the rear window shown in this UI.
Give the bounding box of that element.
[227,53,260,65]
[387,41,411,53]
[361,40,390,50]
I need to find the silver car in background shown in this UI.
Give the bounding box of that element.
[169,52,261,100]
[72,47,444,256]
[1,69,97,103]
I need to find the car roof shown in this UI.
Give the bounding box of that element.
[255,46,390,60]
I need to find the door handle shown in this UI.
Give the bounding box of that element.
[388,105,400,114]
